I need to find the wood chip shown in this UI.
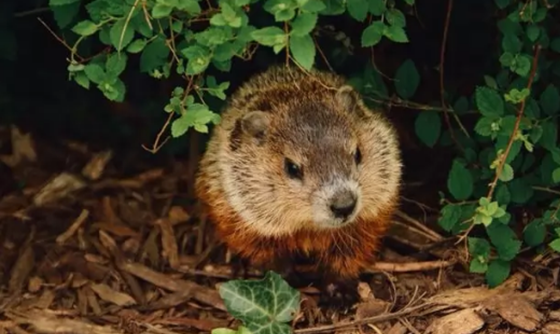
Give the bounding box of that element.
[90,283,137,307]
[425,307,485,334]
[33,172,86,206]
[82,150,113,180]
[485,294,543,331]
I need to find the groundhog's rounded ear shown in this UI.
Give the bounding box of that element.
[241,111,270,139]
[335,85,358,109]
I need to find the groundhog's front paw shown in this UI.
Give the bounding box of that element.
[318,280,360,313]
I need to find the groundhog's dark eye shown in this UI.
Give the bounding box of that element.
[284,158,303,180]
[354,147,362,165]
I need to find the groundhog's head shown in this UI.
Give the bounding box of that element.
[220,83,402,237]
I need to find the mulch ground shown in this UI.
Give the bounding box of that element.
[0,124,559,334]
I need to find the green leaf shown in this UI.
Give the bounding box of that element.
[394,59,420,99]
[84,63,106,84]
[71,20,99,36]
[105,53,128,77]
[182,45,212,75]
[468,237,491,257]
[414,111,440,147]
[539,121,558,151]
[291,12,317,36]
[289,34,315,70]
[383,24,408,43]
[438,204,463,232]
[540,85,560,116]
[523,220,546,247]
[494,0,510,9]
[152,4,174,18]
[499,163,514,182]
[553,168,560,183]
[100,77,126,102]
[469,257,488,274]
[495,183,511,205]
[127,39,148,53]
[447,160,473,200]
[550,238,560,252]
[526,24,540,42]
[509,177,534,204]
[346,0,368,21]
[51,2,81,29]
[110,19,135,51]
[474,116,496,137]
[140,37,170,73]
[502,34,521,54]
[475,86,504,117]
[386,8,406,27]
[361,21,385,47]
[486,259,510,288]
[219,271,300,334]
[486,223,521,261]
[73,72,90,89]
[171,103,220,137]
[178,0,202,14]
[301,0,326,12]
[368,0,385,15]
[49,0,80,5]
[252,27,286,47]
[512,54,532,77]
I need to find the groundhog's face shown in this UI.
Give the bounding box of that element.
[221,85,401,237]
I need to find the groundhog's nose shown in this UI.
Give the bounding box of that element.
[330,191,357,219]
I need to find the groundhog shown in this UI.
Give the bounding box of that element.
[195,65,402,305]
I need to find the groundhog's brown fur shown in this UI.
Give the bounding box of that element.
[195,66,402,284]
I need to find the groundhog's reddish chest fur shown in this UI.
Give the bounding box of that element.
[196,177,397,279]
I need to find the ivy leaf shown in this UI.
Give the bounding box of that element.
[475,86,504,117]
[486,259,510,288]
[290,12,317,36]
[110,19,135,51]
[394,59,419,99]
[72,20,99,36]
[540,84,560,116]
[414,111,440,147]
[383,24,408,43]
[361,21,385,47]
[219,271,300,334]
[346,0,368,21]
[447,159,473,200]
[289,34,315,70]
